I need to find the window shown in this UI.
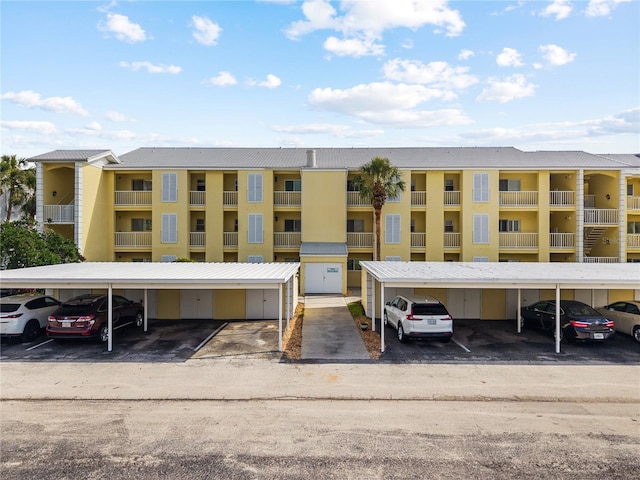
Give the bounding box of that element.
[234,218,238,232]
[387,192,402,202]
[627,184,634,196]
[248,214,263,243]
[628,222,640,234]
[248,255,263,263]
[284,179,301,192]
[385,256,401,261]
[347,180,360,191]
[473,173,489,202]
[499,179,521,191]
[385,214,401,243]
[499,219,520,232]
[131,218,152,231]
[161,213,177,243]
[410,219,415,233]
[196,179,205,192]
[473,214,489,244]
[284,219,301,232]
[162,172,177,202]
[161,255,177,262]
[132,179,152,191]
[410,179,416,192]
[445,179,454,192]
[347,219,364,232]
[248,173,263,202]
[444,219,454,233]
[347,259,361,271]
[195,219,205,232]
[132,258,151,262]
[473,256,490,262]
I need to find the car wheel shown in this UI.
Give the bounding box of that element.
[20,319,40,343]
[97,324,109,343]
[397,323,408,344]
[134,312,143,328]
[633,326,640,343]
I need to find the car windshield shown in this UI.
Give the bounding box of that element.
[566,304,600,317]
[0,304,21,313]
[412,304,448,315]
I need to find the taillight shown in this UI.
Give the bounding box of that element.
[406,313,416,320]
[78,315,94,322]
[570,320,590,328]
[441,316,452,321]
[605,321,614,328]
[2,313,23,319]
[48,315,55,322]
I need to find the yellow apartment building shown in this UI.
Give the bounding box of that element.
[31,147,640,299]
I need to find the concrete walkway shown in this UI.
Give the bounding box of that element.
[301,294,370,361]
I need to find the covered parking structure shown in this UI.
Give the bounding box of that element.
[360,262,640,354]
[1,262,299,352]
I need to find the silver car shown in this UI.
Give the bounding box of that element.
[1,294,61,342]
[384,295,453,343]
[596,301,640,343]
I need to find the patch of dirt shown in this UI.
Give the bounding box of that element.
[352,314,382,360]
[282,303,304,360]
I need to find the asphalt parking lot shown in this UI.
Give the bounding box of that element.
[1,318,638,364]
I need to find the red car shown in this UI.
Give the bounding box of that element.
[47,294,144,343]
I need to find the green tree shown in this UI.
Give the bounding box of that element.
[0,155,36,221]
[354,157,406,261]
[0,219,83,269]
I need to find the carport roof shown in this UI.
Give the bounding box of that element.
[1,262,300,290]
[360,261,640,289]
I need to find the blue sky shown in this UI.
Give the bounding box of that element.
[1,0,638,158]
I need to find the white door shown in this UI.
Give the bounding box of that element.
[447,289,482,319]
[305,263,342,294]
[124,288,157,319]
[246,289,280,319]
[506,289,539,319]
[576,289,608,308]
[180,290,214,319]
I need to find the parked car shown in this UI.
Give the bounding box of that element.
[521,300,614,343]
[596,301,640,343]
[47,294,144,343]
[384,295,453,343]
[1,294,61,342]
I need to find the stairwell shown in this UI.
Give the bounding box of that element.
[583,227,607,255]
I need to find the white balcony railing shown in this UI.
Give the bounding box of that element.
[223,232,238,247]
[274,191,301,206]
[190,191,205,206]
[347,191,369,206]
[549,191,574,207]
[223,191,238,206]
[114,232,152,247]
[583,257,619,263]
[411,233,426,248]
[549,233,575,249]
[444,232,460,248]
[584,195,595,208]
[499,232,538,248]
[584,209,618,225]
[628,196,640,210]
[43,204,74,223]
[347,232,374,248]
[444,191,460,206]
[190,232,205,247]
[627,234,640,248]
[115,191,152,206]
[499,191,538,207]
[411,191,426,206]
[274,232,301,248]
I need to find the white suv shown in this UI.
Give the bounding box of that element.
[384,295,453,344]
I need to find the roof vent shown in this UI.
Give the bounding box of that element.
[306,149,317,168]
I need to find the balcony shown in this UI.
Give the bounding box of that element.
[114,232,152,248]
[347,191,369,206]
[274,232,301,248]
[411,233,425,248]
[223,191,238,207]
[223,232,238,247]
[628,196,640,211]
[444,232,460,248]
[584,195,595,208]
[43,204,74,224]
[499,191,538,207]
[190,191,205,206]
[499,232,538,249]
[115,191,152,206]
[347,232,374,248]
[583,257,619,263]
[411,191,426,207]
[549,191,574,207]
[274,191,301,207]
[549,233,575,249]
[444,191,460,206]
[628,234,640,249]
[584,209,618,225]
[190,232,205,247]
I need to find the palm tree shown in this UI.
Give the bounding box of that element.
[0,155,35,221]
[353,156,406,261]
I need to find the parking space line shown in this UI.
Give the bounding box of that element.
[114,321,133,331]
[452,338,471,353]
[26,339,53,351]
[194,322,228,352]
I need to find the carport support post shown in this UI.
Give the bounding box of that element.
[143,289,148,332]
[555,284,561,354]
[517,289,522,334]
[107,284,113,352]
[380,282,385,353]
[371,273,376,332]
[278,283,283,352]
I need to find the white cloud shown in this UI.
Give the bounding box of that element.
[496,47,524,67]
[401,39,414,50]
[105,111,132,122]
[539,44,576,66]
[85,121,102,131]
[585,0,631,17]
[1,90,88,116]
[323,36,385,57]
[192,15,222,46]
[204,71,238,87]
[458,49,474,60]
[271,123,384,138]
[99,13,147,43]
[0,120,58,135]
[119,61,181,74]
[258,74,282,89]
[540,0,573,20]
[586,106,639,135]
[382,58,478,90]
[476,74,537,103]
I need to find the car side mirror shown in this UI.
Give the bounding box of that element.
[385,302,391,306]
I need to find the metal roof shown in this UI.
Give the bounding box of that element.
[299,242,348,257]
[28,150,116,162]
[106,147,639,171]
[0,262,300,290]
[360,261,640,289]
